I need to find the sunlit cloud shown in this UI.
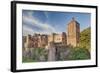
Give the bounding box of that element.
[22,11,56,36]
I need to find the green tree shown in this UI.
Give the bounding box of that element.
[67,48,90,60]
[79,27,91,51]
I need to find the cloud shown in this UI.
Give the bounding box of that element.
[23,24,34,36]
[22,11,55,35]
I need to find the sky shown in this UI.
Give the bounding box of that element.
[22,10,91,36]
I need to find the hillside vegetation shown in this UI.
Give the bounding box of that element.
[79,27,91,51]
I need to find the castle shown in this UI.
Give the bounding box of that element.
[23,18,80,51]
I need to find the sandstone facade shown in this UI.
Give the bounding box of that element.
[67,18,80,47]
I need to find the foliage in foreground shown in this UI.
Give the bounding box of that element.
[22,47,90,63]
[22,48,48,63]
[67,48,90,60]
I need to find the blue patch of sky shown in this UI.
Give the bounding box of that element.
[23,10,91,34]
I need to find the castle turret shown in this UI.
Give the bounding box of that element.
[67,17,80,47]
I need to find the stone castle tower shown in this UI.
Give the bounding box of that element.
[67,17,80,47]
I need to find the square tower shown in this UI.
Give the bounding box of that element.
[67,17,80,47]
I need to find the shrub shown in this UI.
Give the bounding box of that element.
[67,48,90,60]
